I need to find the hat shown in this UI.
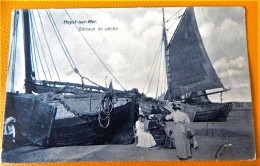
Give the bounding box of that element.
[163,101,174,112]
[164,101,181,112]
[148,114,156,120]
[4,117,16,125]
[172,102,181,110]
[138,114,145,118]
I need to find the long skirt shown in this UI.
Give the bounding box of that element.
[137,131,156,148]
[174,123,192,159]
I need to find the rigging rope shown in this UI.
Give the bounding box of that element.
[29,24,36,80]
[46,10,76,72]
[12,13,19,80]
[166,15,182,30]
[160,50,166,96]
[23,11,37,80]
[165,7,184,22]
[29,11,48,80]
[28,12,42,80]
[37,10,60,81]
[142,39,163,93]
[8,12,18,74]
[155,45,163,99]
[30,10,53,80]
[9,11,19,92]
[30,26,40,80]
[8,33,14,75]
[11,33,18,92]
[81,76,102,87]
[46,10,101,87]
[30,36,41,80]
[64,9,126,91]
[27,11,40,80]
[8,40,13,78]
[146,41,163,95]
[31,29,47,80]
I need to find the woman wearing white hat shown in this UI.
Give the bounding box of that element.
[164,102,192,160]
[3,117,16,143]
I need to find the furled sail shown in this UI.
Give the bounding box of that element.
[166,7,223,98]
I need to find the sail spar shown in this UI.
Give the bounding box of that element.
[166,7,224,98]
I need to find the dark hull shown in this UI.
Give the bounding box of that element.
[139,100,232,122]
[193,102,233,122]
[51,102,138,146]
[4,93,138,147]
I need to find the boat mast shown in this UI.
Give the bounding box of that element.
[162,8,171,100]
[23,10,33,94]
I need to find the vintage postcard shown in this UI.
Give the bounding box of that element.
[1,7,255,162]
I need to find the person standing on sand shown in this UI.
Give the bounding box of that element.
[164,102,192,160]
[135,115,156,148]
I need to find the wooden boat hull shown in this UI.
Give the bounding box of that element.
[51,102,138,146]
[193,102,233,122]
[4,93,139,147]
[139,100,232,122]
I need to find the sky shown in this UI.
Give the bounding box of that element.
[6,7,252,102]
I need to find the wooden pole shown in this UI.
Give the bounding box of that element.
[192,89,231,99]
[23,10,33,94]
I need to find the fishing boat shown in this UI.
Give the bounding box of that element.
[4,9,139,148]
[140,7,233,122]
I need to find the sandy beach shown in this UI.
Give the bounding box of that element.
[1,136,255,162]
[1,107,255,162]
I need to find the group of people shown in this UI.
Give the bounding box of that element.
[135,101,197,160]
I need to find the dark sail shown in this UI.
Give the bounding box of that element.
[166,7,223,98]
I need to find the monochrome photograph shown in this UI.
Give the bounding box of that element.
[1,7,255,162]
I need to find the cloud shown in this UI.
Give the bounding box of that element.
[232,83,250,88]
[131,10,161,35]
[218,69,243,78]
[199,22,215,39]
[229,56,246,69]
[213,57,229,73]
[106,52,130,73]
[214,56,248,78]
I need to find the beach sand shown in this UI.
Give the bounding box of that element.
[1,108,255,162]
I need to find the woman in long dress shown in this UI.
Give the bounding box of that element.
[135,116,156,148]
[165,102,192,160]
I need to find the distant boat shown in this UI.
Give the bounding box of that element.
[4,9,139,147]
[140,7,233,122]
